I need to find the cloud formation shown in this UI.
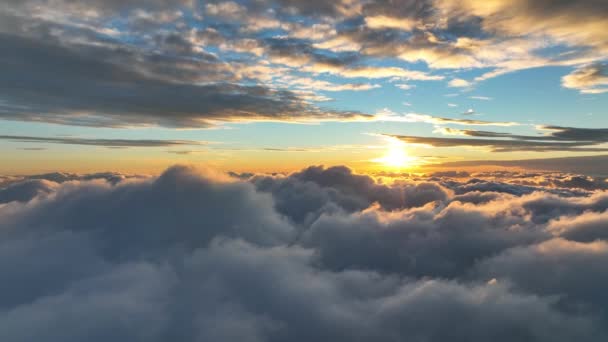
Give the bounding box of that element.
[390,124,608,152]
[403,113,518,126]
[0,135,205,148]
[1,164,608,340]
[437,155,608,177]
[0,34,372,128]
[562,63,608,94]
[0,0,605,128]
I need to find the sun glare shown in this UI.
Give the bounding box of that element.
[372,139,417,169]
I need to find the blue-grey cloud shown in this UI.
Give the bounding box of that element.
[389,134,608,152]
[0,33,372,128]
[1,165,608,340]
[0,135,204,147]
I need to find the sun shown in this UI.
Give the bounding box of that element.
[372,139,418,169]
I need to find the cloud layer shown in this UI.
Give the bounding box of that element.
[1,164,608,341]
[389,125,608,152]
[0,0,605,127]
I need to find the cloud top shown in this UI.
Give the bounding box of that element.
[1,164,608,340]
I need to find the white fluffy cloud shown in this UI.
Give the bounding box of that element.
[1,165,608,341]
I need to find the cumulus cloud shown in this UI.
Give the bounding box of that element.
[562,63,608,94]
[1,164,608,340]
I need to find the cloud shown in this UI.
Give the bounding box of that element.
[547,211,608,242]
[389,134,608,152]
[392,125,608,152]
[540,126,608,142]
[427,126,608,152]
[439,126,608,143]
[1,0,606,122]
[17,147,47,151]
[251,165,451,224]
[0,179,57,204]
[562,63,608,94]
[263,37,443,81]
[0,135,205,148]
[0,0,604,131]
[364,15,417,31]
[403,113,519,126]
[395,83,413,90]
[0,33,374,128]
[437,155,608,176]
[443,0,608,53]
[474,238,608,318]
[448,78,471,87]
[0,171,145,203]
[1,164,608,340]
[469,96,492,100]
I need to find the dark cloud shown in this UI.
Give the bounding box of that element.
[404,114,519,126]
[264,37,360,67]
[0,135,204,148]
[448,126,608,143]
[17,147,46,150]
[429,170,471,177]
[0,33,370,128]
[541,125,608,142]
[0,179,57,204]
[437,155,608,176]
[272,0,357,17]
[389,134,608,152]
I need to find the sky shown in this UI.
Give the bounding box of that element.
[4,2,608,341]
[0,0,607,175]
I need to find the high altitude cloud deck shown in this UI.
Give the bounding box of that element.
[1,165,608,341]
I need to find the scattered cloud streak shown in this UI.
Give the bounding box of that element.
[390,134,608,152]
[389,125,608,152]
[0,135,204,147]
[403,113,519,126]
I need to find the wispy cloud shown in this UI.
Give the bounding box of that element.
[402,114,519,126]
[0,135,206,147]
[390,125,608,152]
